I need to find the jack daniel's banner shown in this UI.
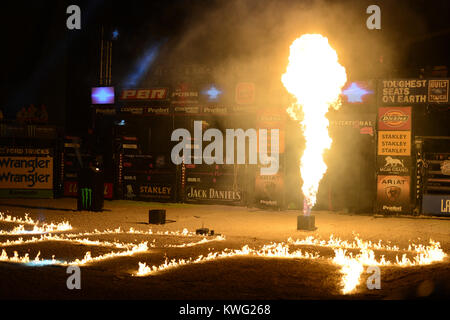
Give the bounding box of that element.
[184,163,244,205]
[185,185,243,203]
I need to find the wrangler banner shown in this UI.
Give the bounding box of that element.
[0,148,53,198]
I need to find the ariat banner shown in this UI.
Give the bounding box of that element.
[377,175,410,214]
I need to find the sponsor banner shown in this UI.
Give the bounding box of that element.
[147,106,170,115]
[379,79,428,104]
[203,106,228,115]
[377,131,411,156]
[119,106,171,116]
[120,88,169,101]
[185,185,243,204]
[171,83,199,105]
[377,155,411,175]
[235,82,255,105]
[124,183,174,201]
[0,156,53,190]
[422,194,450,215]
[173,106,201,115]
[64,181,113,199]
[377,175,410,214]
[428,79,449,103]
[120,107,145,115]
[0,147,53,198]
[0,147,51,156]
[95,107,116,115]
[378,107,411,131]
[254,173,284,208]
[329,113,376,136]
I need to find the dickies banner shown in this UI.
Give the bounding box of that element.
[0,147,53,198]
[379,79,450,104]
[378,107,411,131]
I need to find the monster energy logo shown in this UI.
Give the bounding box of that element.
[81,188,92,208]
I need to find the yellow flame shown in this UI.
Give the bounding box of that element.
[135,243,321,276]
[281,34,347,207]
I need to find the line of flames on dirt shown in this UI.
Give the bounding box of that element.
[0,213,226,267]
[0,236,225,266]
[135,237,447,295]
[1,214,447,295]
[0,212,72,235]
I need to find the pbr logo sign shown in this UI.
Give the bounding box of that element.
[378,107,411,131]
[377,156,410,175]
[120,88,168,101]
[377,175,410,214]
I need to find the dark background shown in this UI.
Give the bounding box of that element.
[0,0,449,135]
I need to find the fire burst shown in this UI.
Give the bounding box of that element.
[281,34,347,210]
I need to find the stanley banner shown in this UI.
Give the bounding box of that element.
[377,131,411,156]
[377,175,411,214]
[0,148,53,198]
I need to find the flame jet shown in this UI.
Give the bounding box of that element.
[282,34,347,213]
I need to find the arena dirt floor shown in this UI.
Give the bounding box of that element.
[0,198,449,300]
